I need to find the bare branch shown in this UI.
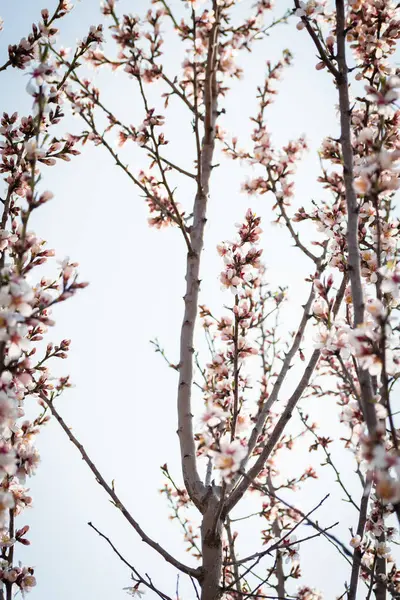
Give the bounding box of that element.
[239,475,353,562]
[176,5,221,511]
[227,493,330,568]
[335,0,377,435]
[40,393,200,579]
[293,0,339,79]
[347,477,379,600]
[88,522,174,600]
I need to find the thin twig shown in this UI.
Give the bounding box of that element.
[88,522,173,600]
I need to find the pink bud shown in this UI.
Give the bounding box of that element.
[16,525,29,537]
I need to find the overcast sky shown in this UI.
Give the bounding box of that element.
[0,1,379,599]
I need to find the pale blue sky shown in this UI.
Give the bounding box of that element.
[0,1,373,599]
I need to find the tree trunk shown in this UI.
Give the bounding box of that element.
[374,532,386,600]
[200,495,223,600]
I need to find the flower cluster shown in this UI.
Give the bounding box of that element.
[159,464,201,559]
[231,0,400,593]
[223,51,309,265]
[197,210,264,481]
[349,488,400,591]
[294,1,324,30]
[0,7,95,596]
[296,587,323,600]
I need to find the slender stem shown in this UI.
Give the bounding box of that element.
[299,409,359,511]
[225,517,241,595]
[293,0,339,78]
[80,110,182,228]
[161,73,204,122]
[177,5,220,512]
[231,295,240,439]
[335,0,377,434]
[136,76,193,252]
[348,478,371,600]
[375,530,387,600]
[366,554,378,600]
[192,8,203,185]
[267,475,285,598]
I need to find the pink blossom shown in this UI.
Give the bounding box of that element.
[213,438,247,480]
[350,534,362,548]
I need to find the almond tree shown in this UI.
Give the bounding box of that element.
[2,0,400,599]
